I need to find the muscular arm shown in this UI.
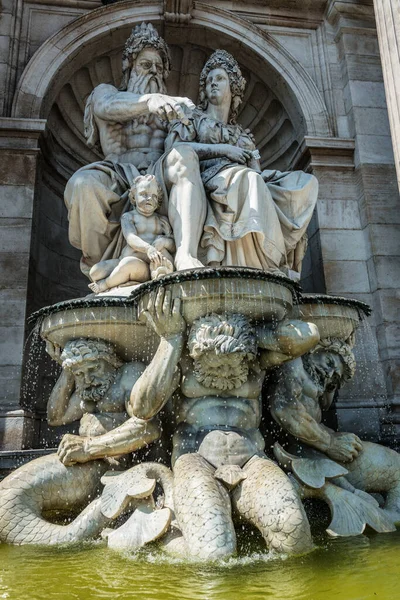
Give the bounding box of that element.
[47,369,83,426]
[130,288,185,420]
[57,289,184,465]
[258,320,319,369]
[92,85,194,124]
[57,416,161,465]
[269,362,331,452]
[270,359,363,462]
[91,85,149,122]
[129,334,183,420]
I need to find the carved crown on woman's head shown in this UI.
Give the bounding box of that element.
[120,23,172,90]
[198,49,247,124]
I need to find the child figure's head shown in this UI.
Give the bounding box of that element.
[129,174,163,216]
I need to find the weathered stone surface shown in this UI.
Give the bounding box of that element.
[324,260,370,294]
[320,229,371,262]
[373,0,400,188]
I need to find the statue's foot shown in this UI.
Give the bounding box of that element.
[88,280,108,294]
[174,253,204,271]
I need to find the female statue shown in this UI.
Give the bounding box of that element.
[164,50,318,275]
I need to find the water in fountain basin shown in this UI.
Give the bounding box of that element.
[0,530,399,600]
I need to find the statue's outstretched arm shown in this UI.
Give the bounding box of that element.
[91,84,194,124]
[57,416,161,465]
[129,288,185,420]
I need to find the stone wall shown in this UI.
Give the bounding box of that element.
[0,0,398,449]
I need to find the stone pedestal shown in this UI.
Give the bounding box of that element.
[0,117,46,450]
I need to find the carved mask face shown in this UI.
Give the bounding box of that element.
[193,350,249,391]
[133,178,160,216]
[71,358,116,402]
[128,48,166,94]
[205,68,232,108]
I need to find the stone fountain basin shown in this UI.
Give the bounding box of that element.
[291,293,371,341]
[37,268,297,362]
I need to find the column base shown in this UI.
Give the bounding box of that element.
[0,409,37,451]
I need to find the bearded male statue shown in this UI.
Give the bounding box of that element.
[46,338,161,459]
[65,23,205,276]
[268,338,400,525]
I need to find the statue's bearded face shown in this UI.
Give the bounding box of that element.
[305,351,344,393]
[128,48,167,94]
[71,358,116,403]
[193,350,250,391]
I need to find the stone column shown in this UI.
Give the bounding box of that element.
[325,1,400,444]
[0,117,46,450]
[373,0,400,190]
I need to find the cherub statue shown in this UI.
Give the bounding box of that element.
[89,174,175,293]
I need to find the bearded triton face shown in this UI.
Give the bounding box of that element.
[306,351,345,393]
[193,350,250,391]
[71,358,116,403]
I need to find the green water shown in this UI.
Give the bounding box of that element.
[0,531,399,600]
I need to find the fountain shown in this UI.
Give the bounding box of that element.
[0,25,398,571]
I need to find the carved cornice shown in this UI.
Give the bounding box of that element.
[101,0,193,22]
[326,0,376,39]
[0,117,46,150]
[291,136,355,171]
[164,0,193,23]
[33,0,100,6]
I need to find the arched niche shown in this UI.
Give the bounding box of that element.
[13,1,332,155]
[14,0,331,308]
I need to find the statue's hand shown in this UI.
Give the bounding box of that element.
[220,144,253,165]
[45,340,62,364]
[147,245,164,267]
[327,432,363,463]
[146,94,194,124]
[57,434,91,465]
[140,288,185,339]
[244,128,256,144]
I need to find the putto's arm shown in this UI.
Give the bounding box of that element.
[121,213,150,254]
